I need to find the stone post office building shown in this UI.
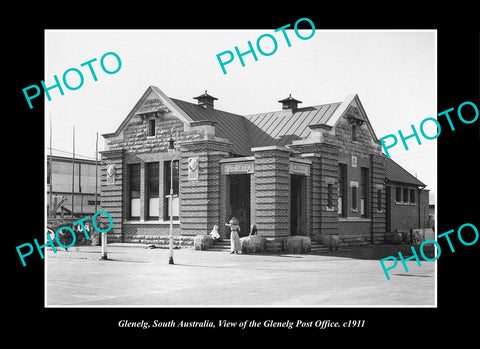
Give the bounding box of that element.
[100,86,430,251]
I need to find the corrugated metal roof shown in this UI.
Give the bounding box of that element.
[385,158,426,187]
[170,98,252,156]
[244,103,341,147]
[169,98,342,154]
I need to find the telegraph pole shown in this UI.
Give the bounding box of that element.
[49,114,53,220]
[95,132,98,213]
[71,125,75,218]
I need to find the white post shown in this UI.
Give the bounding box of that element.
[169,158,175,264]
[97,213,107,260]
[101,231,107,260]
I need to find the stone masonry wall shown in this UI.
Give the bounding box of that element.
[100,149,123,243]
[102,105,204,243]
[252,147,291,238]
[291,142,340,243]
[179,139,232,236]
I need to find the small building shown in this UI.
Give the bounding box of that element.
[100,86,429,250]
[384,158,430,233]
[47,149,101,218]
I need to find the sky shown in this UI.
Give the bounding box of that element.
[44,29,436,199]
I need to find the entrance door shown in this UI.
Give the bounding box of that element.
[229,174,251,237]
[290,175,303,235]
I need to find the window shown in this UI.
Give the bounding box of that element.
[395,187,402,202]
[410,189,416,204]
[164,160,179,220]
[327,184,333,209]
[352,185,357,211]
[377,189,382,211]
[352,124,357,141]
[128,164,141,220]
[87,200,101,206]
[338,164,347,216]
[361,167,369,217]
[403,188,409,203]
[148,118,156,136]
[146,162,159,219]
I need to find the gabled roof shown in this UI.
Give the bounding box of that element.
[102,86,195,139]
[325,94,380,142]
[385,158,426,187]
[104,87,421,194]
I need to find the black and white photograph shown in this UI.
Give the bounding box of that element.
[9,10,480,343]
[42,29,437,307]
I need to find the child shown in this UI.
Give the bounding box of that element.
[210,224,220,241]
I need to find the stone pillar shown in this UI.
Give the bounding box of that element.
[179,139,232,236]
[370,154,386,244]
[318,143,340,237]
[99,149,124,243]
[291,142,340,246]
[252,146,291,242]
[300,153,321,241]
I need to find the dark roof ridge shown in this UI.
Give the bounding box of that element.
[169,97,245,118]
[244,101,341,118]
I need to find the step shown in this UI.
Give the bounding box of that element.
[310,242,330,253]
[212,239,230,245]
[208,239,231,251]
[207,240,331,253]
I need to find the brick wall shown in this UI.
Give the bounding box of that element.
[106,112,201,154]
[371,154,386,244]
[252,146,291,238]
[293,143,341,241]
[338,220,371,246]
[388,185,430,232]
[101,102,204,243]
[318,144,340,237]
[100,149,123,243]
[100,91,425,249]
[179,139,232,236]
[290,109,388,246]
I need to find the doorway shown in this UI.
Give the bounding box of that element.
[290,174,304,235]
[229,174,251,237]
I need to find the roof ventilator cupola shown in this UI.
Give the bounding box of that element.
[193,90,218,109]
[278,94,302,110]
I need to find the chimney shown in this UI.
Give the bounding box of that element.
[278,94,302,110]
[193,90,218,109]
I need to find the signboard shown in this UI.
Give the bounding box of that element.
[289,162,310,176]
[222,162,254,175]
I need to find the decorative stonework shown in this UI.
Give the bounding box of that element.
[187,157,199,180]
[106,164,116,185]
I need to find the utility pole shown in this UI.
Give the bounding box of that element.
[71,125,75,218]
[95,132,98,213]
[49,114,53,220]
